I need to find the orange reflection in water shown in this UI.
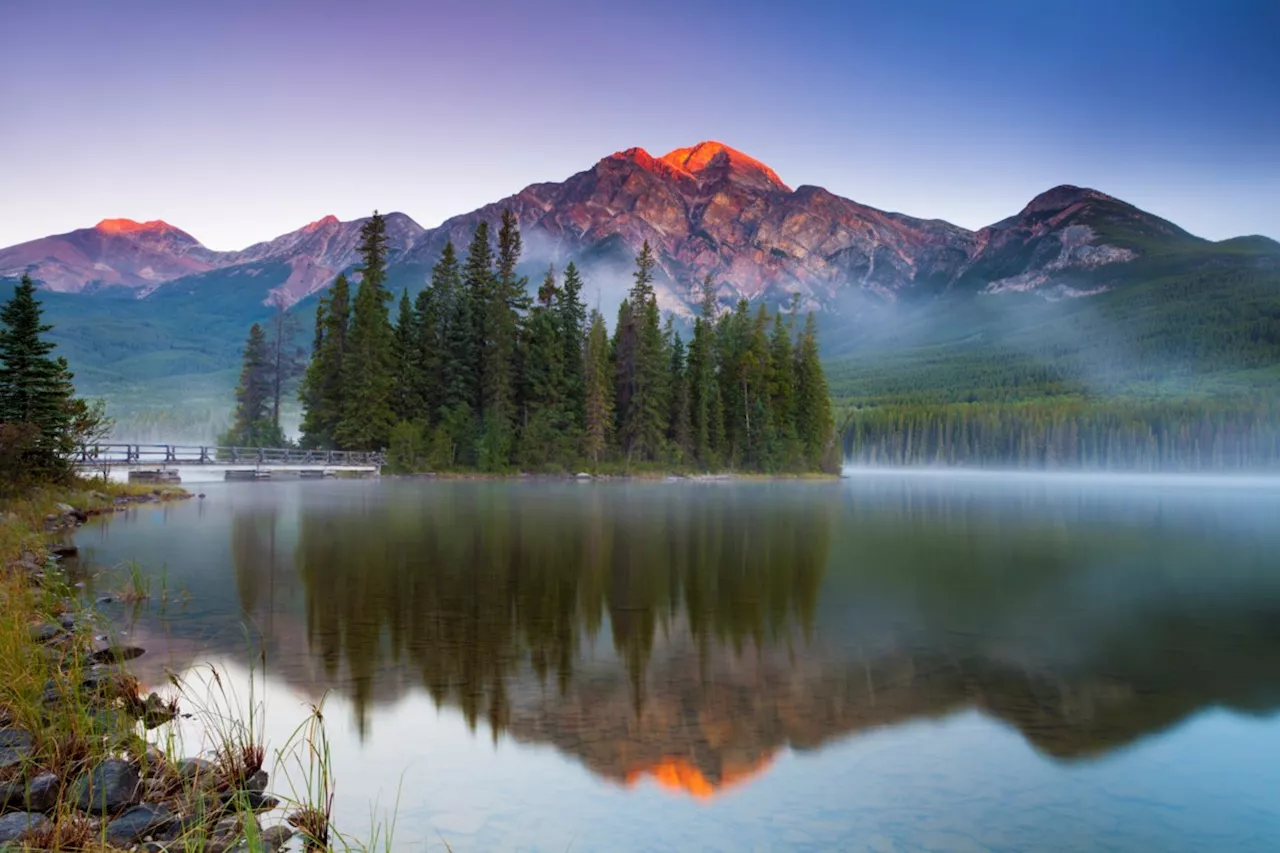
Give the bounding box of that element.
[623,753,776,800]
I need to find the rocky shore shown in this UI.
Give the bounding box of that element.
[1,488,305,852]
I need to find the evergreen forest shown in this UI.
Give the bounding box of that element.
[225,212,838,474]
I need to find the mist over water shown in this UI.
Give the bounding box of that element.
[72,477,1280,852]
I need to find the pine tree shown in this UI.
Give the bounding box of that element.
[335,212,397,450]
[744,304,774,467]
[794,312,835,470]
[0,275,75,474]
[583,309,613,468]
[617,242,668,461]
[768,310,799,468]
[667,326,692,462]
[391,289,422,422]
[558,261,587,431]
[462,222,495,415]
[434,241,473,413]
[412,280,442,418]
[225,323,280,446]
[519,266,569,467]
[299,273,350,448]
[476,210,529,469]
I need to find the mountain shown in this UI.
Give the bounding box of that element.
[0,219,219,294]
[0,212,423,306]
[1,140,1275,440]
[8,140,1264,315]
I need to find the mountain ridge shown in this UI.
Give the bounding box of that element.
[2,142,1275,314]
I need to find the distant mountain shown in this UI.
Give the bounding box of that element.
[7,140,1268,314]
[0,212,423,306]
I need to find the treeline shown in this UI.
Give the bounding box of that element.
[0,276,110,491]
[273,211,836,473]
[842,397,1280,471]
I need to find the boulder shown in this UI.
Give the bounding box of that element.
[73,758,140,814]
[0,811,48,844]
[0,729,34,771]
[90,644,146,664]
[259,825,294,850]
[106,803,175,847]
[23,772,61,813]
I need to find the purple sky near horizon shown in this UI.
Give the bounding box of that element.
[1,0,1276,249]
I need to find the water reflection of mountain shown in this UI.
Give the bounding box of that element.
[103,481,1280,797]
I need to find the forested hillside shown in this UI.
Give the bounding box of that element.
[832,251,1280,470]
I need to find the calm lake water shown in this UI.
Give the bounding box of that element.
[73,474,1280,852]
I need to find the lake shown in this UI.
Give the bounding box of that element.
[73,473,1280,852]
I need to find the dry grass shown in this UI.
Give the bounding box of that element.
[24,812,99,851]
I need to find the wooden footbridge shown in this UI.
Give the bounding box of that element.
[74,444,384,481]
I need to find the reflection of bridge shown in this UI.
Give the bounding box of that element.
[75,444,384,473]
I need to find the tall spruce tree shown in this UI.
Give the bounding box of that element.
[794,312,835,470]
[0,275,75,473]
[558,261,587,431]
[768,310,799,468]
[476,210,529,469]
[519,266,570,467]
[616,242,668,461]
[667,324,692,462]
[392,289,423,422]
[462,222,495,415]
[225,323,281,447]
[335,212,397,449]
[299,274,350,448]
[582,308,613,468]
[412,280,442,419]
[434,241,472,412]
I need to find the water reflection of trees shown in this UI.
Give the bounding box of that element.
[293,486,832,736]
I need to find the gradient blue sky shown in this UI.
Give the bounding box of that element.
[2,0,1275,249]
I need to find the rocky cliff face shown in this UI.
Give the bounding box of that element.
[406,141,982,313]
[2,142,1226,310]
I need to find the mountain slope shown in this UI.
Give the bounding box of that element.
[6,141,1266,314]
[0,213,423,307]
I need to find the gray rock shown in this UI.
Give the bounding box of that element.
[73,758,140,814]
[245,769,268,793]
[259,825,294,850]
[0,771,60,813]
[0,729,34,771]
[23,772,60,813]
[154,814,205,844]
[90,644,146,664]
[0,812,48,844]
[29,623,62,644]
[106,803,175,847]
[178,757,217,785]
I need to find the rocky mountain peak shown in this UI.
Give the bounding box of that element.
[1018,185,1117,218]
[659,141,790,192]
[303,215,340,231]
[93,218,196,241]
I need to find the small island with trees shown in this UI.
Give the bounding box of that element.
[225,211,839,475]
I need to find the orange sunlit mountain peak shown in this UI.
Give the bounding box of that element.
[304,214,340,231]
[622,753,776,800]
[94,218,176,235]
[659,141,790,191]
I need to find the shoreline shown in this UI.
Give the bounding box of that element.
[0,482,312,852]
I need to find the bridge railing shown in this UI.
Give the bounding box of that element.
[73,444,385,468]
